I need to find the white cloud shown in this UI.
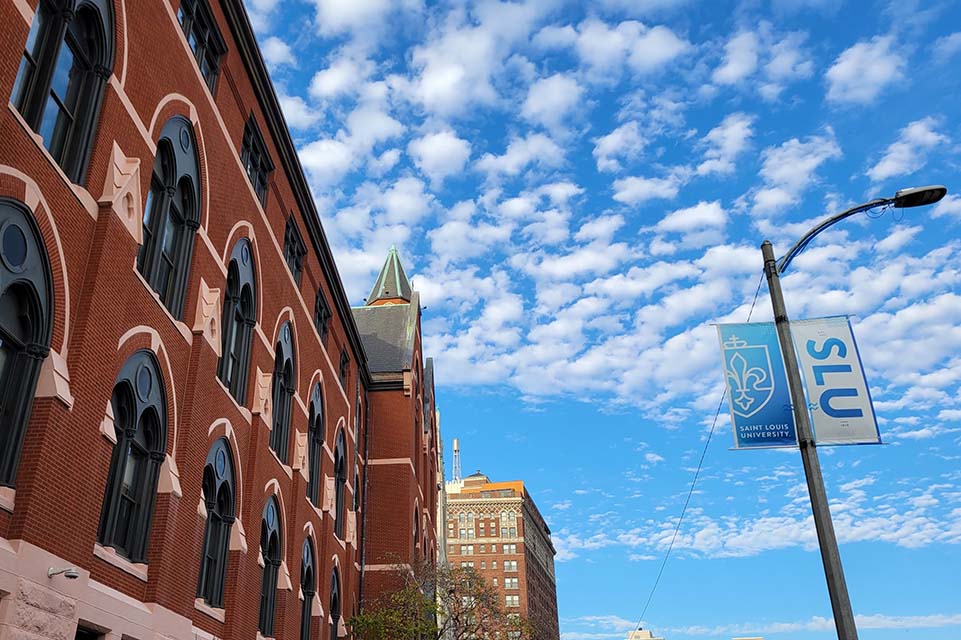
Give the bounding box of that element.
[310,0,411,37]
[278,93,321,129]
[933,32,961,62]
[713,31,759,84]
[612,174,683,204]
[751,130,842,214]
[300,138,355,186]
[261,36,295,68]
[761,31,814,100]
[697,112,755,176]
[867,116,948,182]
[476,133,565,179]
[656,201,727,233]
[627,25,690,73]
[592,121,646,172]
[826,36,906,104]
[521,73,586,131]
[644,452,665,464]
[309,56,372,101]
[408,130,472,186]
[932,194,961,220]
[556,18,689,81]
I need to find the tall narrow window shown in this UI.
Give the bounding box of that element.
[269,322,295,463]
[282,216,306,285]
[197,438,235,607]
[300,539,315,640]
[177,0,226,93]
[12,0,114,183]
[306,384,323,505]
[259,498,281,636]
[338,348,349,389]
[98,351,167,562]
[0,199,54,487]
[217,239,255,403]
[333,430,346,539]
[240,117,273,205]
[313,289,330,346]
[137,116,201,319]
[329,568,341,640]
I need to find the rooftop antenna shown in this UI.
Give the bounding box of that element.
[452,438,462,483]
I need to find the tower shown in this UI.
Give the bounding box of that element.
[452,437,462,483]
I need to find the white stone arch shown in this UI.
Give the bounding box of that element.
[222,220,265,323]
[269,306,301,393]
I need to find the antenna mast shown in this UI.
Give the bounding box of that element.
[452,438,462,483]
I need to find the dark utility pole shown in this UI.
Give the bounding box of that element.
[762,240,859,640]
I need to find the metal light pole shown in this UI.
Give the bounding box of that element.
[760,185,946,640]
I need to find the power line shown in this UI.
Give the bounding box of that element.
[635,273,766,629]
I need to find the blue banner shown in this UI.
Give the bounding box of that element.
[716,322,798,449]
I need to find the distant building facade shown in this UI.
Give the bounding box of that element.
[353,249,441,602]
[446,471,559,640]
[628,630,665,640]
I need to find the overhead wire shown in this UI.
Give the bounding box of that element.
[634,271,766,629]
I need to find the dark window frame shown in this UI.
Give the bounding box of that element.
[12,0,114,184]
[329,568,341,640]
[313,288,331,346]
[333,430,346,539]
[269,322,295,464]
[258,497,282,636]
[338,348,349,389]
[306,384,323,506]
[0,198,54,487]
[136,116,201,319]
[177,0,226,94]
[282,216,306,286]
[217,239,255,403]
[300,538,315,640]
[196,438,235,607]
[98,350,167,563]
[240,117,274,206]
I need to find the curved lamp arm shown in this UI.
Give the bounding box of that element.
[776,185,947,274]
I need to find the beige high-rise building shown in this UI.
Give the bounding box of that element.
[446,469,559,640]
[627,629,665,640]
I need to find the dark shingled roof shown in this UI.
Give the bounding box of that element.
[351,303,414,373]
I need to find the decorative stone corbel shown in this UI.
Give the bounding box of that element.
[230,518,248,554]
[100,400,117,444]
[278,560,292,590]
[252,368,272,425]
[292,430,309,481]
[322,476,335,512]
[35,350,74,408]
[197,498,207,519]
[99,142,143,243]
[347,510,357,547]
[157,454,183,497]
[312,593,323,617]
[192,279,222,356]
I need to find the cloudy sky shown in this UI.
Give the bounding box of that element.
[246,0,961,637]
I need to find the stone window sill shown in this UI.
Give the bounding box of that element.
[0,487,15,513]
[194,597,226,622]
[93,543,148,582]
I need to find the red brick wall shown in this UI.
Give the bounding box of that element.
[0,0,371,637]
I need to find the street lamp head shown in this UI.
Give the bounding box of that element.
[893,185,947,208]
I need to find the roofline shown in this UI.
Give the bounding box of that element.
[219,0,370,385]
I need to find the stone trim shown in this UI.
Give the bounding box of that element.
[193,597,226,623]
[92,544,147,582]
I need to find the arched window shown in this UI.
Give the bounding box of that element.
[313,289,330,345]
[259,497,281,636]
[352,463,360,512]
[98,350,167,562]
[0,199,53,487]
[300,539,315,640]
[217,239,255,402]
[269,322,295,463]
[413,506,419,553]
[306,383,323,505]
[11,0,114,183]
[137,116,201,319]
[329,568,341,640]
[333,430,346,539]
[197,438,235,607]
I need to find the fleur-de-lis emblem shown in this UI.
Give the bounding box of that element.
[727,352,769,412]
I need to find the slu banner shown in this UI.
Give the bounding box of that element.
[792,316,880,445]
[716,322,797,449]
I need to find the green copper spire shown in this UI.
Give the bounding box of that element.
[367,246,412,304]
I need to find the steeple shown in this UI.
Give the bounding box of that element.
[366,245,412,305]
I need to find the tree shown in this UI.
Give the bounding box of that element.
[350,560,532,640]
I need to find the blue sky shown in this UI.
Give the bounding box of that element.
[244,0,961,637]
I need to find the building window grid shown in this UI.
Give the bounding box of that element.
[240,117,274,205]
[177,0,226,93]
[282,216,306,286]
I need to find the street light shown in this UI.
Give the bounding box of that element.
[761,185,946,640]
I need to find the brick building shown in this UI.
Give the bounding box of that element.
[352,248,440,602]
[446,471,559,640]
[0,0,438,639]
